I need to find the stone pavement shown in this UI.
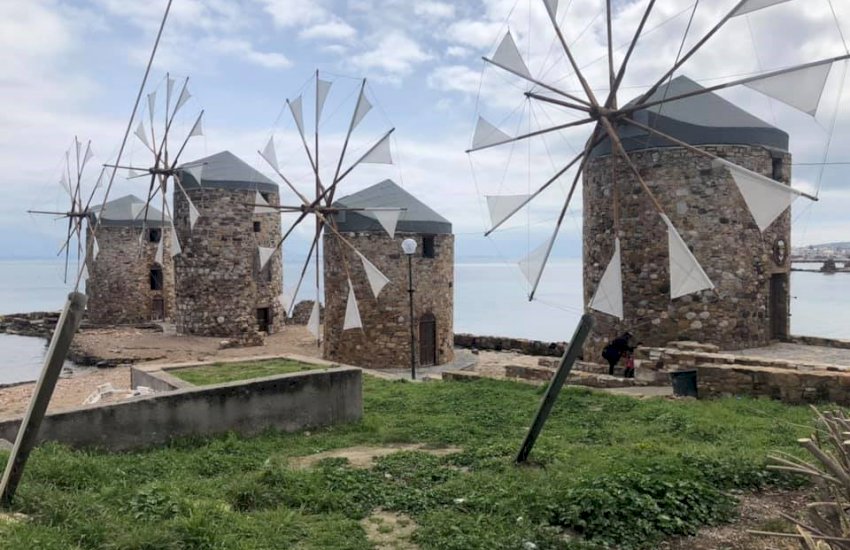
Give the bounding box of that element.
[734,343,850,367]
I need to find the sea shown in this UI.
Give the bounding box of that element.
[0,259,847,385]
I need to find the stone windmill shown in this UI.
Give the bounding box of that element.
[468,0,848,350]
[257,70,402,344]
[27,136,104,283]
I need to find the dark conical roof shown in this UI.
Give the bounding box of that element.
[90,194,169,227]
[593,75,789,156]
[330,179,452,235]
[177,151,278,193]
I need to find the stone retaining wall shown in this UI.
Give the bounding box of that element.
[453,334,565,357]
[695,364,850,405]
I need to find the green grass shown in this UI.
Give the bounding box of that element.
[171,360,327,386]
[0,376,815,549]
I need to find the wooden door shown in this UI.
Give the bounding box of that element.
[769,274,789,340]
[257,308,270,333]
[419,313,437,367]
[151,298,164,321]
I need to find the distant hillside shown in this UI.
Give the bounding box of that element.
[798,242,850,250]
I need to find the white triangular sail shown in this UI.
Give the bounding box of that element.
[371,209,402,239]
[357,251,390,299]
[253,191,277,214]
[360,133,393,164]
[188,112,204,137]
[492,31,532,79]
[307,301,320,339]
[188,199,201,230]
[352,90,372,130]
[184,163,204,185]
[135,121,151,150]
[317,79,332,120]
[343,280,363,331]
[662,215,715,299]
[155,236,164,264]
[80,263,89,282]
[472,116,512,150]
[744,62,832,116]
[258,246,276,271]
[166,77,175,109]
[148,92,157,126]
[589,238,623,319]
[59,172,70,196]
[260,136,279,171]
[732,0,792,17]
[175,83,191,114]
[170,222,182,258]
[92,236,99,260]
[713,158,802,231]
[82,142,94,171]
[543,0,558,18]
[518,234,555,291]
[486,194,530,228]
[289,95,305,137]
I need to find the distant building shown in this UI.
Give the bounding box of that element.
[323,180,454,369]
[86,195,175,324]
[173,151,283,339]
[585,76,792,352]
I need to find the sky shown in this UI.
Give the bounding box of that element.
[3,0,850,265]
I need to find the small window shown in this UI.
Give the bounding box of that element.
[150,267,163,290]
[148,228,162,243]
[253,221,261,233]
[772,158,784,181]
[423,236,435,259]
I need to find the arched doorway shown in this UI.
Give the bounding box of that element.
[419,313,437,367]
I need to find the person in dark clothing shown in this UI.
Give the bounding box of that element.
[602,332,635,376]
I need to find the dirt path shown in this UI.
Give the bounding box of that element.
[661,489,810,550]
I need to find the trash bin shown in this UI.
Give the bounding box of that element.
[670,370,698,398]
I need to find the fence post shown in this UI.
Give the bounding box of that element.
[1,291,87,507]
[516,313,594,464]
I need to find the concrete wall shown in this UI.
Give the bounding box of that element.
[86,225,176,324]
[0,367,362,451]
[584,145,792,353]
[323,231,454,369]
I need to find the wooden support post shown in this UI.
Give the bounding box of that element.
[516,313,594,464]
[1,291,87,508]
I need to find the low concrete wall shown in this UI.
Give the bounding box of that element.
[454,333,565,357]
[0,367,362,451]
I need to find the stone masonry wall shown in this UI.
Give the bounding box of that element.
[173,187,283,337]
[85,225,176,324]
[323,231,454,369]
[583,145,792,355]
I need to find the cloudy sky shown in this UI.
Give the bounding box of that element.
[3,0,850,265]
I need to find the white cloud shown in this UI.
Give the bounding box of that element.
[351,32,432,76]
[447,45,473,58]
[256,0,326,28]
[300,19,357,41]
[208,38,291,68]
[428,65,482,95]
[445,20,504,50]
[414,2,456,20]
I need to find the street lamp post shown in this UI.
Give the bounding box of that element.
[401,238,417,380]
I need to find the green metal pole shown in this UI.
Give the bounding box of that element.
[516,313,594,464]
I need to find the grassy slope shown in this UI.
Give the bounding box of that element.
[0,377,813,549]
[171,360,325,386]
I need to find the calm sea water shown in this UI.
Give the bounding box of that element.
[0,259,847,384]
